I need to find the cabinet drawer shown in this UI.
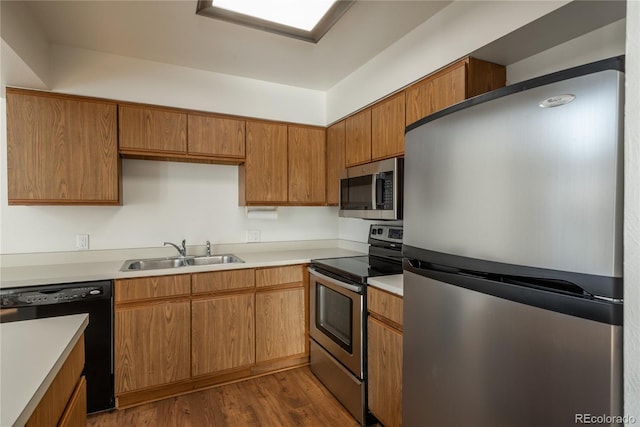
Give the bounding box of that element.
[192,269,255,294]
[115,275,191,303]
[368,287,403,327]
[256,265,303,288]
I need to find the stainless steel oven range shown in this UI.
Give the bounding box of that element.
[309,224,403,426]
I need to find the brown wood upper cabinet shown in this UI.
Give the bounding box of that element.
[6,88,120,205]
[288,125,326,204]
[345,108,372,167]
[119,104,187,154]
[187,114,245,159]
[240,120,289,204]
[240,122,327,206]
[371,92,405,161]
[326,120,346,206]
[405,57,506,126]
[119,104,246,163]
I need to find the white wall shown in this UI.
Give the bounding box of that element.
[0,0,50,88]
[507,18,627,83]
[333,5,640,418]
[325,0,569,123]
[50,45,325,125]
[624,0,640,421]
[0,151,339,253]
[0,45,335,254]
[335,4,624,244]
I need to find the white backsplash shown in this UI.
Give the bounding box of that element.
[0,156,340,254]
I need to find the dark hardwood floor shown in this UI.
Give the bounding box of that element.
[88,367,360,426]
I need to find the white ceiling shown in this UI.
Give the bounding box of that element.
[23,0,451,91]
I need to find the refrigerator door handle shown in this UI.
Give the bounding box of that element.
[402,258,622,326]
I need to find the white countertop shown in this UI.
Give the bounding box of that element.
[367,274,404,296]
[0,314,89,427]
[0,242,366,288]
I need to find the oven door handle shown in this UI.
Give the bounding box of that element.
[308,268,363,293]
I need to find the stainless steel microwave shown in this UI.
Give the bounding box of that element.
[339,157,403,220]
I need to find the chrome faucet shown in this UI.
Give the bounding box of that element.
[206,240,212,256]
[164,239,187,257]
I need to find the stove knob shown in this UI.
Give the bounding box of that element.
[377,228,383,234]
[372,229,377,235]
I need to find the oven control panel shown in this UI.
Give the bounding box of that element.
[368,224,403,246]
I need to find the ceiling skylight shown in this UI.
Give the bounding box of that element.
[214,0,336,31]
[196,0,354,43]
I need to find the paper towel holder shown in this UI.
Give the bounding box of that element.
[245,206,279,220]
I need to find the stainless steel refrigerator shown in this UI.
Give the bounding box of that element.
[402,56,624,427]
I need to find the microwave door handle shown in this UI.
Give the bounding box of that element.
[375,174,384,208]
[372,174,378,210]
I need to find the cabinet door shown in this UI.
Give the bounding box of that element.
[6,89,119,205]
[368,317,403,427]
[256,287,306,362]
[191,293,255,376]
[58,376,87,427]
[288,125,326,204]
[345,109,372,167]
[372,92,405,160]
[115,301,191,393]
[243,121,288,204]
[119,105,187,154]
[26,336,85,427]
[326,121,346,206]
[188,114,245,159]
[405,62,467,126]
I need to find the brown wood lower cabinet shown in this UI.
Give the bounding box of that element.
[58,376,87,427]
[256,287,306,362]
[191,293,255,376]
[368,287,403,427]
[115,300,191,393]
[114,265,309,409]
[27,335,86,427]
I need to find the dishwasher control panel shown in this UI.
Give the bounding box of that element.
[1,286,104,307]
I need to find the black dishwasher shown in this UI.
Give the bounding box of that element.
[0,280,115,413]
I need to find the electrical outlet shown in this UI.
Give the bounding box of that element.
[76,234,89,250]
[246,230,260,243]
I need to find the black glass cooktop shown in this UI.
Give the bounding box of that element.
[310,255,403,285]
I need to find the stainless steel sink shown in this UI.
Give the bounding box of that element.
[187,254,244,266]
[120,254,244,271]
